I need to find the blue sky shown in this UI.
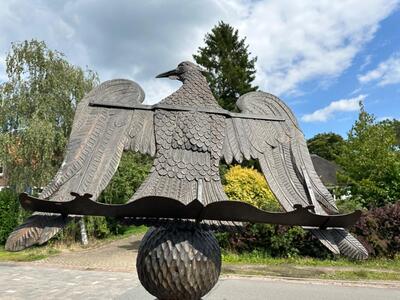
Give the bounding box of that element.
[296,8,400,138]
[0,0,399,139]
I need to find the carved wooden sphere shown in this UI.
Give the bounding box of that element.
[136,223,221,300]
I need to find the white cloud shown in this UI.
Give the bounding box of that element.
[301,94,366,122]
[358,53,400,86]
[239,0,398,95]
[0,0,398,100]
[142,79,181,105]
[350,87,362,95]
[359,55,373,71]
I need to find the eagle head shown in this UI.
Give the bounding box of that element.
[156,61,207,82]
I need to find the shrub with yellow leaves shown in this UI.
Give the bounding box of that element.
[219,165,332,258]
[223,165,281,211]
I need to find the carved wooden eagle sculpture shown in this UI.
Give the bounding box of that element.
[6,61,368,259]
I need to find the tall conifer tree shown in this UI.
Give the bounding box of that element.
[193,21,257,111]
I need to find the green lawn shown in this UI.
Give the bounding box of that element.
[0,225,148,262]
[222,251,400,281]
[222,251,400,271]
[0,246,60,262]
[119,225,148,236]
[320,270,400,281]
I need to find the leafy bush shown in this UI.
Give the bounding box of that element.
[85,216,111,239]
[99,152,152,205]
[220,223,332,258]
[54,216,112,244]
[0,189,20,244]
[218,166,332,258]
[352,201,400,258]
[224,165,280,211]
[98,152,152,236]
[336,197,364,213]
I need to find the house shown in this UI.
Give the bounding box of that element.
[310,154,339,190]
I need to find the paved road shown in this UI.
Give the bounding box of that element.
[1,236,399,299]
[1,263,399,300]
[30,235,142,272]
[0,263,137,299]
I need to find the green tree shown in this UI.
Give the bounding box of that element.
[338,105,400,208]
[307,133,345,161]
[0,189,20,244]
[99,152,152,205]
[0,40,98,192]
[97,152,152,235]
[193,21,258,111]
[382,118,400,147]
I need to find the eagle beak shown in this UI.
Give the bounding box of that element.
[156,68,179,79]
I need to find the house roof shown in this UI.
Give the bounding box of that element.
[311,154,339,187]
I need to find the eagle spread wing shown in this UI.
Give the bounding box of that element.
[6,75,367,259]
[223,91,368,259]
[5,79,154,251]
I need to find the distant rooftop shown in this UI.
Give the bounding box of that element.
[311,154,339,188]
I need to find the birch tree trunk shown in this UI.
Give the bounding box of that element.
[79,218,88,246]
